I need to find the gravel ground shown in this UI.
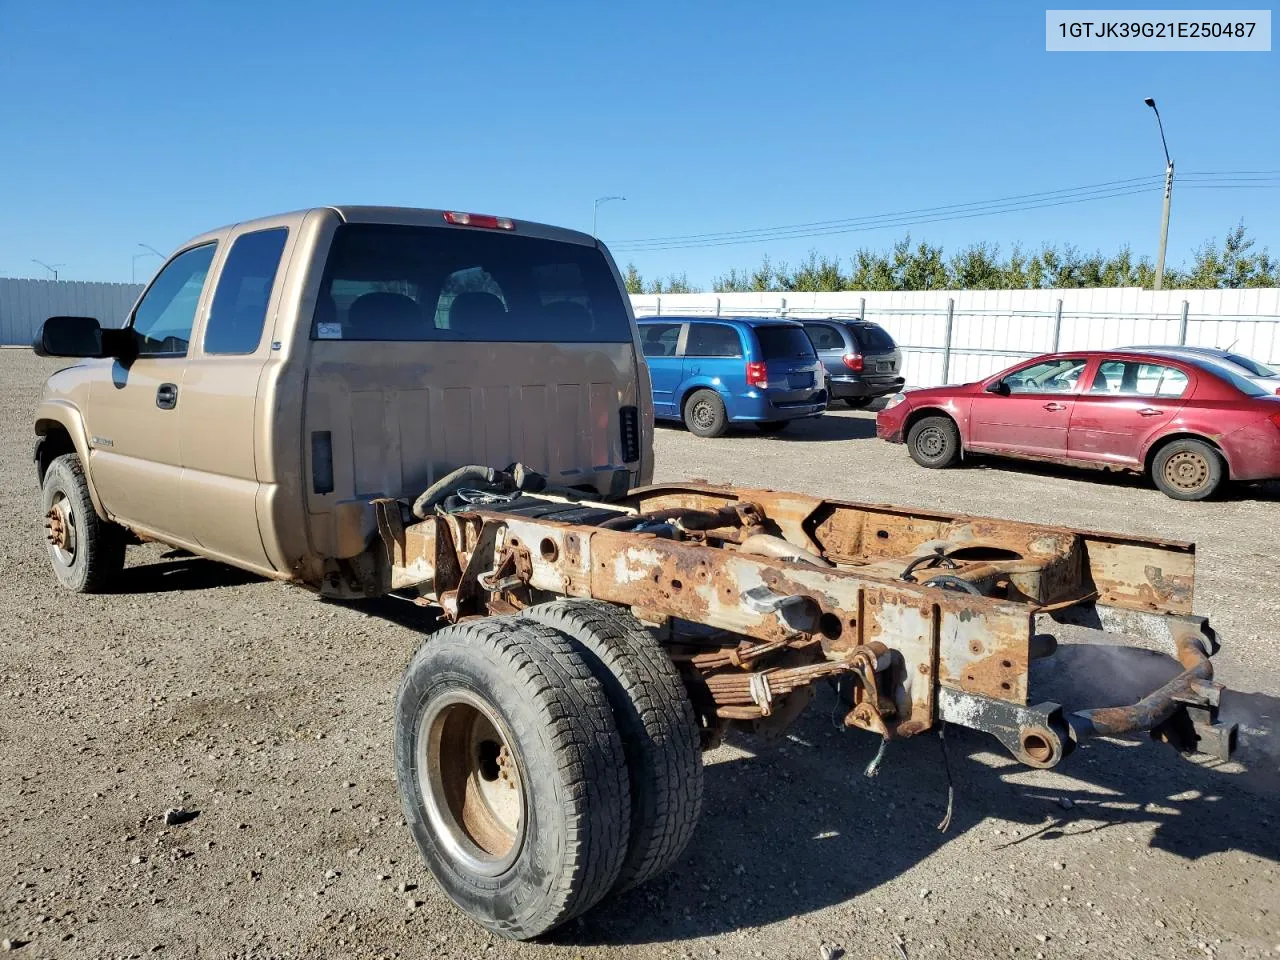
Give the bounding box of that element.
[1,349,1276,960]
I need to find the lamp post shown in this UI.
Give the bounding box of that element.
[133,243,165,282]
[1144,97,1174,291]
[593,196,626,239]
[32,259,64,281]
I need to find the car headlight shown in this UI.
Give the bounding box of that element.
[883,392,906,409]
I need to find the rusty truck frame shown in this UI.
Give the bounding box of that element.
[381,476,1235,771]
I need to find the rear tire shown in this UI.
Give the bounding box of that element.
[842,397,873,409]
[1151,439,1224,501]
[755,420,789,434]
[906,415,961,468]
[683,389,728,438]
[520,600,703,892]
[394,618,630,939]
[40,453,125,593]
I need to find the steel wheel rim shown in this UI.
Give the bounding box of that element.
[46,493,77,566]
[916,427,946,459]
[416,691,525,877]
[1164,451,1209,491]
[691,399,716,430]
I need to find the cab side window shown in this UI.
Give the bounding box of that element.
[132,244,217,357]
[685,323,742,358]
[204,228,289,355]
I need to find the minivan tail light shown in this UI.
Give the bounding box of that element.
[746,361,768,388]
[843,353,864,372]
[443,211,515,230]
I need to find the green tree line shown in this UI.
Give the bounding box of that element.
[622,222,1276,294]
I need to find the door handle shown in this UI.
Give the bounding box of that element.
[1042,402,1066,412]
[1137,407,1164,417]
[156,383,178,410]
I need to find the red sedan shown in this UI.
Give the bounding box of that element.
[876,350,1280,500]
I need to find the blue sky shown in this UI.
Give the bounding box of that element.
[1,0,1276,286]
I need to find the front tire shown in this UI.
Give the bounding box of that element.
[394,618,630,939]
[520,600,703,892]
[41,453,125,593]
[1151,439,1224,501]
[683,389,728,438]
[906,415,961,468]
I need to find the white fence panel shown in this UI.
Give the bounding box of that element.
[632,288,1280,388]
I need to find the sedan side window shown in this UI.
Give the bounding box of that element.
[685,323,742,358]
[640,323,682,358]
[1091,360,1189,398]
[1003,358,1087,394]
[132,244,217,357]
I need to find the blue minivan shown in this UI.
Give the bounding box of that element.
[637,316,827,437]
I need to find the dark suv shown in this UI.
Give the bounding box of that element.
[802,318,904,408]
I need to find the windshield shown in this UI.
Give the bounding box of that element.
[1223,352,1279,377]
[1192,359,1271,397]
[314,224,632,343]
[755,325,817,360]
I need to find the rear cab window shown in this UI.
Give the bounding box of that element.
[754,325,817,360]
[314,224,631,343]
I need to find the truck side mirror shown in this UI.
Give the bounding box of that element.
[985,379,1010,396]
[33,316,103,358]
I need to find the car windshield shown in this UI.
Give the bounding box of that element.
[755,325,816,360]
[1222,352,1279,377]
[1190,359,1271,397]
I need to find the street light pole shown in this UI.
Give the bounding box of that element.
[593,196,626,239]
[134,243,165,283]
[1144,97,1174,291]
[32,259,64,281]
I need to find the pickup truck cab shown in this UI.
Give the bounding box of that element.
[33,206,652,594]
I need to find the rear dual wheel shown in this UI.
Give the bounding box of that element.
[394,603,702,939]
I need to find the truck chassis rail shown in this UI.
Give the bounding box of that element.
[372,480,1237,769]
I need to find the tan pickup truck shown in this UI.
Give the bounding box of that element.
[32,205,1239,940]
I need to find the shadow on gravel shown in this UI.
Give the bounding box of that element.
[962,455,1280,502]
[109,556,263,593]
[655,414,877,443]
[559,659,1280,947]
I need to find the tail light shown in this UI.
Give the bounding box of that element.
[843,353,864,372]
[1269,410,1280,431]
[746,362,768,389]
[443,211,515,230]
[619,406,640,463]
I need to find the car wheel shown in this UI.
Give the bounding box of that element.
[41,453,126,593]
[394,617,630,939]
[1151,439,1224,501]
[755,420,789,434]
[683,389,728,438]
[843,397,873,409]
[519,600,703,892]
[906,415,961,468]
